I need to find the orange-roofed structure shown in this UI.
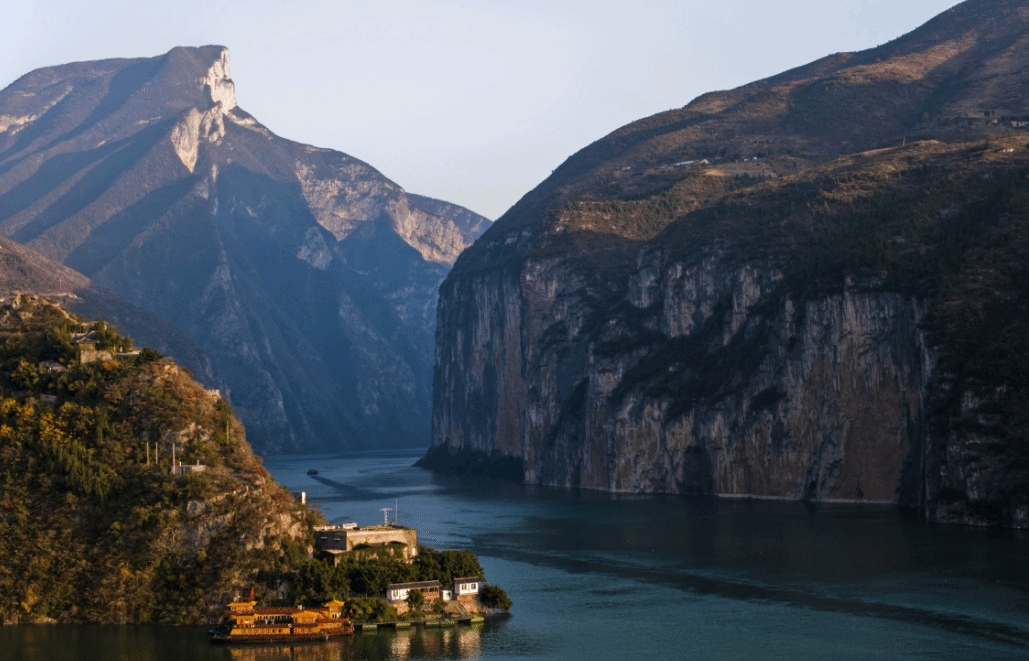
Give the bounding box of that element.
[212,599,353,644]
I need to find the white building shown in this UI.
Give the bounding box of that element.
[453,577,483,598]
[385,580,442,603]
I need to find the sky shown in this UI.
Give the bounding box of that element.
[3,1,963,220]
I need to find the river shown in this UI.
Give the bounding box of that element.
[3,449,1027,660]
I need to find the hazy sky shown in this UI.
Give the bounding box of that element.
[3,1,962,220]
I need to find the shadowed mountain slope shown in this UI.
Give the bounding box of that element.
[0,46,490,453]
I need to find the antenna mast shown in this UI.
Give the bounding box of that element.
[380,507,392,526]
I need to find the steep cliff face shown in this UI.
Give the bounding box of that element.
[433,237,933,500]
[0,46,490,453]
[427,0,1029,528]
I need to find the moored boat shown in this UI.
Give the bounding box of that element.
[210,598,353,644]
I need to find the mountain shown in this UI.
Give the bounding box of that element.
[423,0,1029,528]
[0,46,490,453]
[0,295,317,624]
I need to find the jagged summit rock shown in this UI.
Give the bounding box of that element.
[0,46,491,453]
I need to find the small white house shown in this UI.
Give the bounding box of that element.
[453,577,483,597]
[385,580,441,603]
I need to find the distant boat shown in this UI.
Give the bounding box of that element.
[307,469,319,476]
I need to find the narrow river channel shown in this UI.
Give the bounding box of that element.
[4,449,1027,660]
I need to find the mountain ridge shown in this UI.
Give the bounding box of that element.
[0,235,222,389]
[463,0,1029,250]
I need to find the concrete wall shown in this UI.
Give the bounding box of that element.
[345,527,418,558]
[314,526,418,559]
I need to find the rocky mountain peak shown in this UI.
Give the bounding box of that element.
[200,47,236,112]
[159,45,237,109]
[166,47,241,172]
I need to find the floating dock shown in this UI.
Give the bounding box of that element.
[353,616,485,632]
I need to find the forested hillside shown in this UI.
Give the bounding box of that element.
[0,294,318,624]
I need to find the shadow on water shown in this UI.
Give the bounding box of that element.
[306,475,381,502]
[0,625,226,661]
[474,533,1029,649]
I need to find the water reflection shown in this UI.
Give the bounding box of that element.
[226,638,345,658]
[354,625,485,660]
[225,639,351,661]
[222,624,486,661]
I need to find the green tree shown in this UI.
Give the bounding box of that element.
[134,347,163,365]
[405,588,425,613]
[414,548,483,586]
[292,558,350,605]
[479,584,512,612]
[348,558,413,596]
[345,596,398,623]
[11,360,39,390]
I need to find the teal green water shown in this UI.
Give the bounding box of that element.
[3,449,1027,660]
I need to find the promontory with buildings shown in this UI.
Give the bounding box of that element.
[0,295,509,626]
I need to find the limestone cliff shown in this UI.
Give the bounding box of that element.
[433,244,931,497]
[426,0,1029,528]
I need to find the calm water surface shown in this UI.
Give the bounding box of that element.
[3,449,1027,660]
